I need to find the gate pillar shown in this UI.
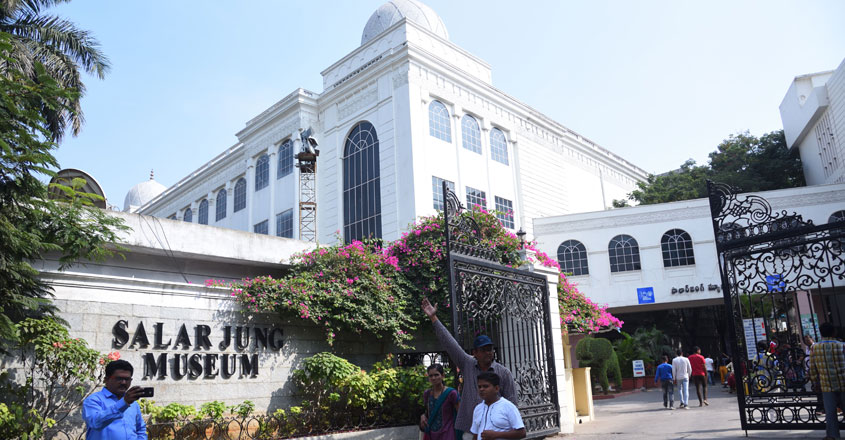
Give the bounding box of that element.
[519,251,576,434]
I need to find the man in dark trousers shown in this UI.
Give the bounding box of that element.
[422,298,517,440]
[809,322,845,440]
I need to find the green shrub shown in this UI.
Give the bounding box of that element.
[576,336,621,394]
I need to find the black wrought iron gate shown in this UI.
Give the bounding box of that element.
[707,181,845,430]
[443,184,560,437]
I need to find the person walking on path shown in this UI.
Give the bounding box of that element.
[689,347,709,406]
[719,354,730,386]
[809,322,845,440]
[672,349,692,409]
[420,363,460,440]
[422,298,517,440]
[654,355,675,410]
[705,355,715,385]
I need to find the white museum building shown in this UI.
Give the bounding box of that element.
[780,57,845,186]
[125,0,647,243]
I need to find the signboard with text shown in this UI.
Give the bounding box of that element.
[632,360,645,377]
[742,318,767,360]
[637,287,655,304]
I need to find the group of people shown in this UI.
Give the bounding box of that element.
[81,298,527,440]
[653,347,714,409]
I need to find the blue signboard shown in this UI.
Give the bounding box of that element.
[637,287,655,304]
[766,275,784,292]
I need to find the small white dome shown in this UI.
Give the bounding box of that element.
[361,0,448,46]
[124,173,166,212]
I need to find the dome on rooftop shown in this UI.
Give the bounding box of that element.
[361,0,448,46]
[124,171,166,212]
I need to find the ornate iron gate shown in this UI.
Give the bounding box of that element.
[443,184,560,437]
[707,181,845,430]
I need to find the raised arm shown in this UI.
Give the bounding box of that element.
[423,298,473,366]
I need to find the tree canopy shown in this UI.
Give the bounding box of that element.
[0,0,110,140]
[627,130,804,205]
[0,31,126,351]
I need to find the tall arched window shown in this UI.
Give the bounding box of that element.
[183,207,192,223]
[198,199,209,225]
[233,178,247,212]
[255,154,269,191]
[216,189,227,221]
[343,121,381,243]
[660,229,695,267]
[429,101,451,142]
[558,240,589,276]
[829,210,845,224]
[490,128,508,165]
[278,139,293,179]
[608,234,641,272]
[461,115,482,153]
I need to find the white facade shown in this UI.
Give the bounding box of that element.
[780,57,845,186]
[533,183,845,314]
[135,0,647,243]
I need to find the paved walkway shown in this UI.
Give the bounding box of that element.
[552,385,827,439]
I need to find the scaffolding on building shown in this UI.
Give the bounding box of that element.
[296,128,319,242]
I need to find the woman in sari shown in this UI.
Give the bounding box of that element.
[420,363,459,440]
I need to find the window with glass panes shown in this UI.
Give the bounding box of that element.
[660,229,695,267]
[278,140,293,179]
[343,121,382,243]
[494,196,514,229]
[183,208,192,223]
[558,240,589,276]
[608,234,641,272]
[461,115,482,153]
[253,220,268,235]
[429,101,451,142]
[198,200,208,225]
[490,128,508,165]
[215,189,227,221]
[276,209,293,238]
[432,176,455,211]
[233,178,246,212]
[465,186,486,210]
[255,154,269,191]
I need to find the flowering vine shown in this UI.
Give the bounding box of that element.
[218,209,621,347]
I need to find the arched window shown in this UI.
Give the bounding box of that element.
[216,189,227,221]
[182,208,192,223]
[255,154,269,191]
[429,101,451,142]
[660,229,695,267]
[558,240,589,276]
[829,210,845,224]
[608,234,641,272]
[830,210,845,250]
[490,128,508,165]
[343,121,382,243]
[461,115,482,153]
[198,199,209,225]
[233,178,246,212]
[278,139,293,179]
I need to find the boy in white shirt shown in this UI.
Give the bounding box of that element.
[470,372,526,440]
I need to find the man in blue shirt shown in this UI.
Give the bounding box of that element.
[654,355,675,410]
[83,359,147,439]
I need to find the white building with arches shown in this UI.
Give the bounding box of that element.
[533,183,845,313]
[130,0,647,243]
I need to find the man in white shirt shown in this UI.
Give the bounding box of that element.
[672,349,693,409]
[704,355,715,385]
[471,372,525,440]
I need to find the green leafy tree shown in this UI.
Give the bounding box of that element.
[0,317,109,438]
[628,130,804,205]
[0,31,127,351]
[1,0,110,141]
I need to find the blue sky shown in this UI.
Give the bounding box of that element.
[50,1,845,206]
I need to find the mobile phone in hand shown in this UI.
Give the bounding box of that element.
[139,387,154,398]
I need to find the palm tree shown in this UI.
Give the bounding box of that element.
[1,0,109,141]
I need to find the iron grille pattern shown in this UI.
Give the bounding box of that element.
[443,182,560,438]
[707,180,845,431]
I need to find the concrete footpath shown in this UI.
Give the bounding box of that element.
[550,385,825,439]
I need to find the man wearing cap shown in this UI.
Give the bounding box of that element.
[422,298,517,440]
